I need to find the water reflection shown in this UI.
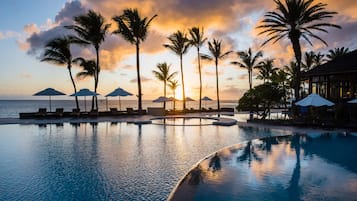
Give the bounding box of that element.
[170,133,357,201]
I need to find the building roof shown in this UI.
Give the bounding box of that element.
[302,49,357,77]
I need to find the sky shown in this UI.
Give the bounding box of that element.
[0,0,356,100]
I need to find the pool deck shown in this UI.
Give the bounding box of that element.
[0,112,353,133]
[0,112,236,126]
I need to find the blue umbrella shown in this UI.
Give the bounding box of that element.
[105,87,133,110]
[70,88,100,111]
[33,88,66,112]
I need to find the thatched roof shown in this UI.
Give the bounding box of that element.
[302,49,357,77]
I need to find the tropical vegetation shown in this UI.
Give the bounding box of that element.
[257,0,340,100]
[65,10,110,110]
[113,8,157,113]
[164,31,191,110]
[152,62,177,110]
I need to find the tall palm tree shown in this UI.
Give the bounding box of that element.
[326,47,350,61]
[189,27,207,110]
[164,31,191,110]
[256,59,278,83]
[201,39,232,111]
[41,36,79,110]
[152,63,177,110]
[113,8,157,113]
[231,48,263,90]
[257,0,340,100]
[65,10,110,110]
[168,80,179,110]
[73,57,97,110]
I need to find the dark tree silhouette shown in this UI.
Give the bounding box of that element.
[113,8,157,113]
[257,0,340,100]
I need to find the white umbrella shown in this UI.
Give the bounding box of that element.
[33,88,66,112]
[295,93,334,107]
[348,99,357,104]
[70,88,100,111]
[105,87,133,110]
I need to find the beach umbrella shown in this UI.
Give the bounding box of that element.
[33,88,66,112]
[295,93,334,107]
[105,87,133,110]
[348,99,357,104]
[184,97,195,108]
[201,96,213,108]
[153,96,171,103]
[70,88,99,111]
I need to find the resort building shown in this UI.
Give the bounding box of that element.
[302,49,357,102]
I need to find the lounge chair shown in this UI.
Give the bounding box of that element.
[70,108,80,117]
[35,108,47,117]
[89,109,99,117]
[55,108,64,117]
[110,108,119,115]
[127,107,134,115]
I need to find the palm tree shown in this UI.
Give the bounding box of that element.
[326,47,350,61]
[73,57,97,109]
[302,51,316,71]
[41,36,79,110]
[168,80,179,110]
[65,10,110,110]
[113,8,157,113]
[257,0,340,100]
[231,48,263,90]
[164,31,191,110]
[152,63,177,110]
[189,27,207,110]
[201,39,232,111]
[256,59,278,83]
[313,52,325,66]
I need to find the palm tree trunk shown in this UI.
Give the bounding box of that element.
[94,47,100,110]
[197,47,202,110]
[163,80,166,110]
[248,69,252,90]
[68,66,79,110]
[173,89,176,110]
[215,59,220,111]
[290,36,302,100]
[180,54,186,110]
[136,42,143,113]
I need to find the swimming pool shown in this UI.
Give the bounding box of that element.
[0,122,291,200]
[151,117,218,126]
[169,133,357,201]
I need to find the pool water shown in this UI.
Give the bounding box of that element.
[169,133,357,201]
[151,117,217,126]
[0,123,290,201]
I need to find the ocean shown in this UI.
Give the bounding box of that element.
[0,99,238,118]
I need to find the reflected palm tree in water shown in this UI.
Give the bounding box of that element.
[188,165,204,185]
[287,135,302,201]
[237,141,262,167]
[209,153,221,172]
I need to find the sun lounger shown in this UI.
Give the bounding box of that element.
[55,108,64,117]
[127,108,134,115]
[89,109,99,117]
[70,108,80,117]
[35,108,47,117]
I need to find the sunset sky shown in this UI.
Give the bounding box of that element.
[1,0,356,100]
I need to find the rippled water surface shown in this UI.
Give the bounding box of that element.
[0,122,292,200]
[151,117,217,125]
[169,133,357,201]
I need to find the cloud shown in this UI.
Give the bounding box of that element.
[130,76,152,83]
[23,24,40,34]
[226,77,233,81]
[19,73,31,79]
[221,85,246,99]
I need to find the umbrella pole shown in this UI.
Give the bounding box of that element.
[49,96,52,112]
[106,97,108,111]
[119,96,121,111]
